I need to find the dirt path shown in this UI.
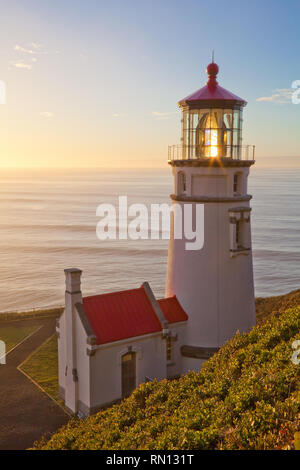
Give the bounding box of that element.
[0,317,69,450]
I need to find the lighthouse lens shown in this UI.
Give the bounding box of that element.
[181,107,243,159]
[204,129,218,157]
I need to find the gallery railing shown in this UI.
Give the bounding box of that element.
[168,144,255,161]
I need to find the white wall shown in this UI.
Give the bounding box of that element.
[75,312,91,409]
[58,306,91,413]
[166,322,187,379]
[166,165,255,374]
[57,310,66,398]
[89,332,167,411]
[173,166,249,198]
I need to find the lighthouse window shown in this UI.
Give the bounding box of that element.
[235,220,246,250]
[233,174,239,194]
[233,173,242,195]
[236,221,241,246]
[178,172,186,194]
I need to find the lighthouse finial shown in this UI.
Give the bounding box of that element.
[212,49,214,63]
[206,57,219,90]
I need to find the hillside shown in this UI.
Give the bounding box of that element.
[34,305,300,450]
[255,289,300,324]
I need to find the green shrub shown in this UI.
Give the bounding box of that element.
[34,307,300,450]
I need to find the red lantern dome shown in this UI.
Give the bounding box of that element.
[179,63,247,107]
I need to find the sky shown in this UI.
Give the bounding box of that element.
[0,0,299,168]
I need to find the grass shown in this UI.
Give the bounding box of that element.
[0,307,63,324]
[20,334,62,404]
[0,324,40,352]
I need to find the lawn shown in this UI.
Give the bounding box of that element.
[20,334,61,404]
[0,324,40,353]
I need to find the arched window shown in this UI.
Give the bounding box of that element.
[178,171,186,195]
[121,351,136,398]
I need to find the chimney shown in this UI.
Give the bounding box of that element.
[65,268,82,296]
[64,268,82,413]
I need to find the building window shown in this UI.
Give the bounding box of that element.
[178,172,186,194]
[121,352,136,398]
[166,337,173,362]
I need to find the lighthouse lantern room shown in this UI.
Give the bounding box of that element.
[169,61,255,162]
[166,61,256,374]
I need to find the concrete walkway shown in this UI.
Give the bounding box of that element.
[0,317,69,450]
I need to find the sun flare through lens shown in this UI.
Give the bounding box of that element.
[205,128,218,157]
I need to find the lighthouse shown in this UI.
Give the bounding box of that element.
[166,61,256,374]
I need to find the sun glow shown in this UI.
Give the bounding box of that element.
[205,129,218,157]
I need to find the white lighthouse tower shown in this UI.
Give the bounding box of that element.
[166,61,256,374]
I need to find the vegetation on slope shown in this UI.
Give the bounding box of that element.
[35,306,300,450]
[255,289,300,324]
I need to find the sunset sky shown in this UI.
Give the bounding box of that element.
[0,0,299,168]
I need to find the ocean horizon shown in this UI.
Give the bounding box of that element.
[1,160,300,312]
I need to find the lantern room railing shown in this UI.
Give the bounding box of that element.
[168,145,255,161]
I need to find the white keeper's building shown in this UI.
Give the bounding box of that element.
[57,61,256,416]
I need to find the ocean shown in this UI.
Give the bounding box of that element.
[0,163,300,312]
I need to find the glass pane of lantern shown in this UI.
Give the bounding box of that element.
[233,130,239,145]
[199,110,210,128]
[188,128,193,147]
[192,111,199,129]
[223,110,233,128]
[209,110,218,130]
[190,129,196,146]
[183,111,189,129]
[214,109,223,129]
[239,111,243,130]
[233,110,240,129]
[226,130,232,146]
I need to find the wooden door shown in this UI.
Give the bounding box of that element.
[121,352,136,398]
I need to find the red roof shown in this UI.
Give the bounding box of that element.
[179,62,246,106]
[179,84,246,105]
[82,286,187,345]
[158,296,188,323]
